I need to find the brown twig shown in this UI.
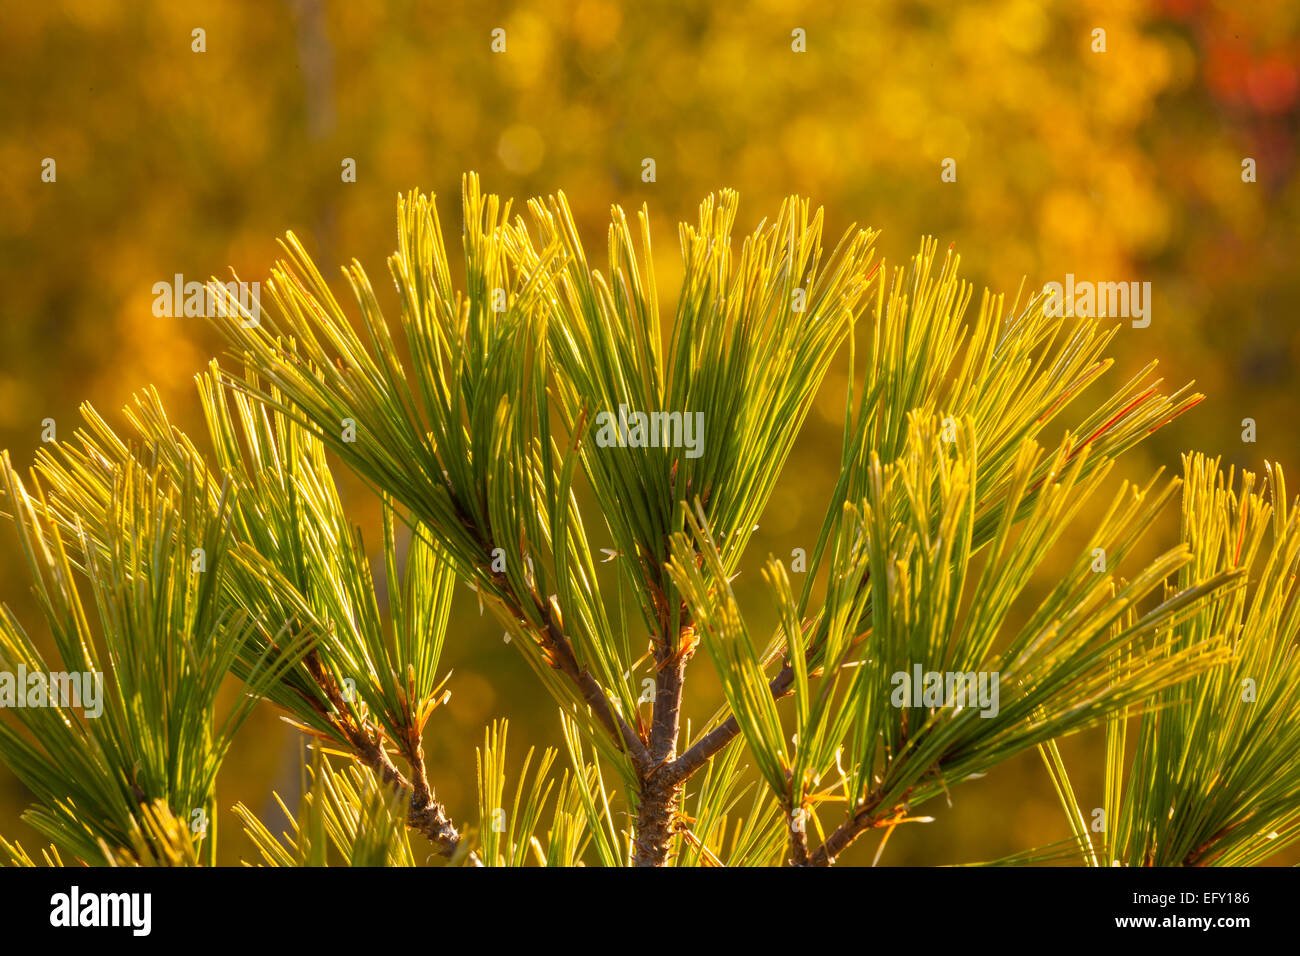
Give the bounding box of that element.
[667,660,798,785]
[808,794,894,866]
[302,650,473,861]
[527,590,653,772]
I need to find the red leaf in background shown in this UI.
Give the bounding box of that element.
[1247,55,1300,114]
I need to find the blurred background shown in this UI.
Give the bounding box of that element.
[1,0,1297,864]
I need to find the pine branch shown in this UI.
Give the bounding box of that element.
[1047,455,1300,867]
[668,659,797,785]
[300,650,463,858]
[808,795,890,867]
[525,587,652,771]
[3,173,1271,869]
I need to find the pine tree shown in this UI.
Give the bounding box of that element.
[0,174,1295,867]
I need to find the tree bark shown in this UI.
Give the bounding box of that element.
[632,631,690,866]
